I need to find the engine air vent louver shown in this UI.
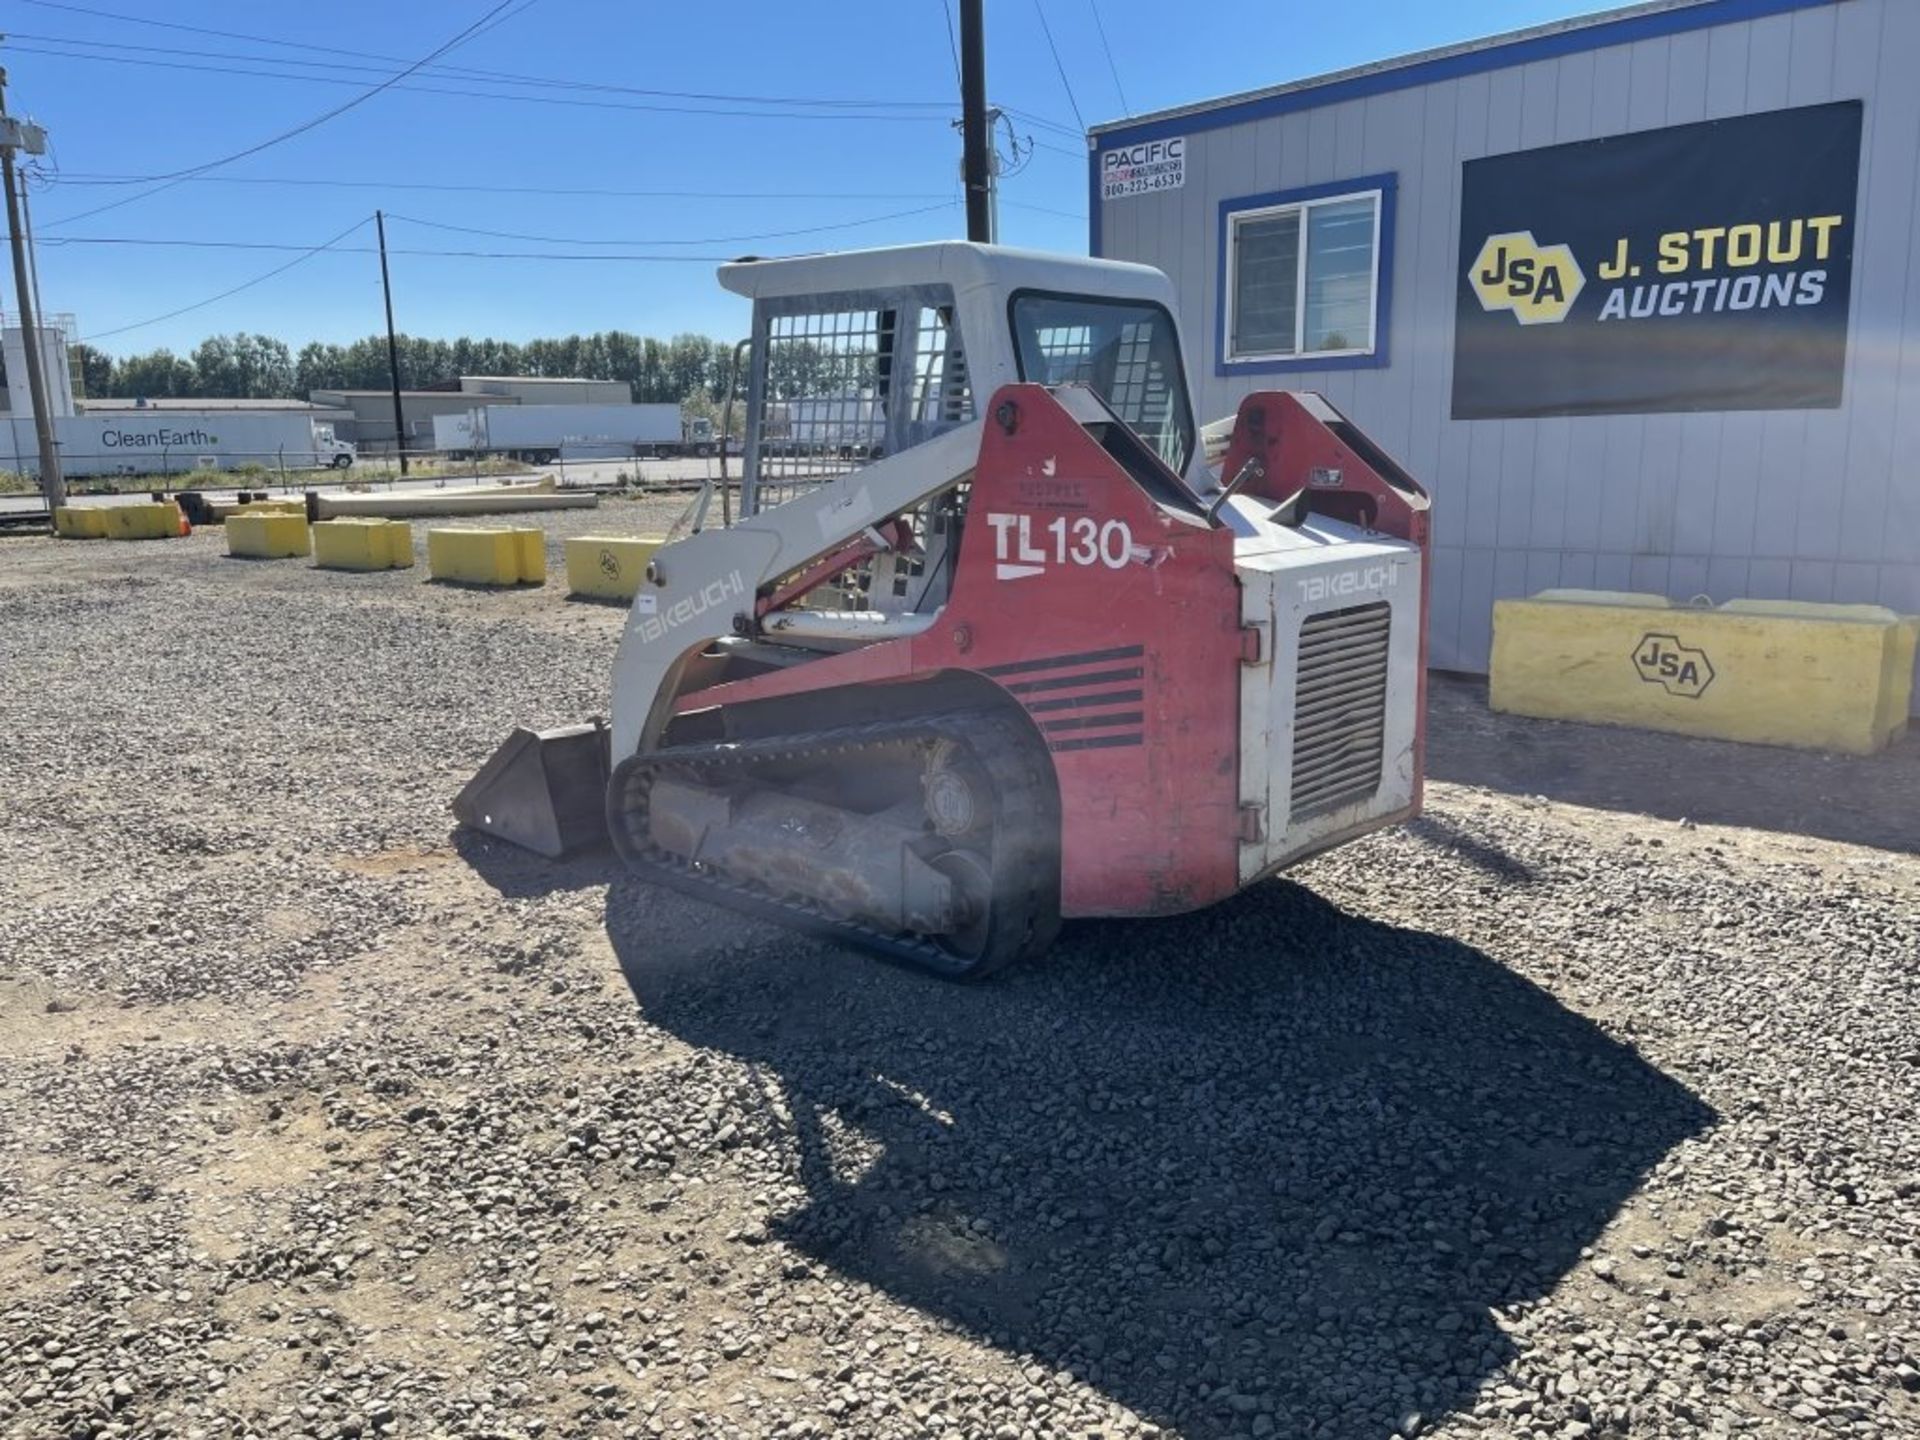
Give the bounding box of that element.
[1290,601,1391,821]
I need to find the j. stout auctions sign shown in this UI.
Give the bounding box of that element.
[1452,101,1862,419]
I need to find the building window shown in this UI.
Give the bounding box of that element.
[1219,175,1394,372]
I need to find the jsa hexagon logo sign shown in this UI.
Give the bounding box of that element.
[1470,231,1586,324]
[1632,632,1715,699]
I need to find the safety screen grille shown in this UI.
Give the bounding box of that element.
[1027,324,1095,382]
[1107,323,1177,452]
[757,307,892,510]
[1010,294,1194,474]
[910,306,971,425]
[1026,319,1182,460]
[1290,601,1391,821]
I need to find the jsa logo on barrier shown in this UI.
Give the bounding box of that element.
[1632,632,1715,698]
[988,513,1135,581]
[1297,564,1398,605]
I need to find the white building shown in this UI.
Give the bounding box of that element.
[1089,0,1917,702]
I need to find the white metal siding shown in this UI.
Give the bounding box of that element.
[1095,0,1919,700]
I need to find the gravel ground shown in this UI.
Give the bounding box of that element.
[0,513,1916,1440]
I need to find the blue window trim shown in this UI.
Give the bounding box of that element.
[1088,0,1835,257]
[1214,174,1397,377]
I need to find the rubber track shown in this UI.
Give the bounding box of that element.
[607,709,1060,979]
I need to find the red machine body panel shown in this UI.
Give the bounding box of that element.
[668,384,1429,920]
[674,386,1244,918]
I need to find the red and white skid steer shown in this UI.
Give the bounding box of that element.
[456,242,1431,977]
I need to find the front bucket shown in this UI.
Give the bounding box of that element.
[453,721,611,858]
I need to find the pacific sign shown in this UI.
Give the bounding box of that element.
[1100,137,1185,201]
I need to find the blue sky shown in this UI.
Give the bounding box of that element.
[8,0,1601,358]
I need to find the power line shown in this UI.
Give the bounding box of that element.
[13,4,964,111]
[39,0,534,229]
[998,104,1087,141]
[42,234,734,261]
[75,216,372,342]
[8,43,962,131]
[1001,198,1087,221]
[10,25,1085,138]
[8,34,959,116]
[1030,1,1087,136]
[1086,0,1131,115]
[39,193,965,261]
[43,172,956,202]
[383,202,957,247]
[938,0,963,88]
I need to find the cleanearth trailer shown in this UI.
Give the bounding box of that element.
[0,413,354,476]
[458,242,1430,977]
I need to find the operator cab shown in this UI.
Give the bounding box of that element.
[679,242,1214,623]
[715,241,1206,503]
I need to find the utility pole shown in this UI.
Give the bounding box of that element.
[959,0,992,244]
[951,106,1003,243]
[376,209,408,476]
[0,68,62,510]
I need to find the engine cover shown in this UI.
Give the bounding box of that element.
[1226,498,1424,882]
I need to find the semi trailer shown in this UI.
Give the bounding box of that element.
[0,412,354,477]
[433,404,717,463]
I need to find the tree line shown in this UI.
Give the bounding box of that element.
[62,329,894,412]
[67,331,744,406]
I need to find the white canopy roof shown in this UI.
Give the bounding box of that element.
[717,241,1177,310]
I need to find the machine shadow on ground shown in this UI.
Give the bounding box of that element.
[453,827,628,899]
[606,876,1714,1439]
[1426,673,1920,854]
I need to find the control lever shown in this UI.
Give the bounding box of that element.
[1206,454,1266,523]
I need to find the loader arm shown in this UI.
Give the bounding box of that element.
[608,416,986,761]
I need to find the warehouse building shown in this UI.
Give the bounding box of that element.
[455,375,628,406]
[1088,0,1917,701]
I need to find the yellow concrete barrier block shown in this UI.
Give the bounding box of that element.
[101,502,183,541]
[232,498,306,516]
[1532,589,1671,609]
[226,511,311,559]
[427,526,545,585]
[312,518,414,571]
[54,506,109,539]
[565,534,664,601]
[1492,590,1915,755]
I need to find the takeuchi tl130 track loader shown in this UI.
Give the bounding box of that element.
[456,242,1431,978]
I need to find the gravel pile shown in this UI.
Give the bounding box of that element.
[0,516,1915,1440]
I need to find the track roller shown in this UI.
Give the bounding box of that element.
[608,708,1060,978]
